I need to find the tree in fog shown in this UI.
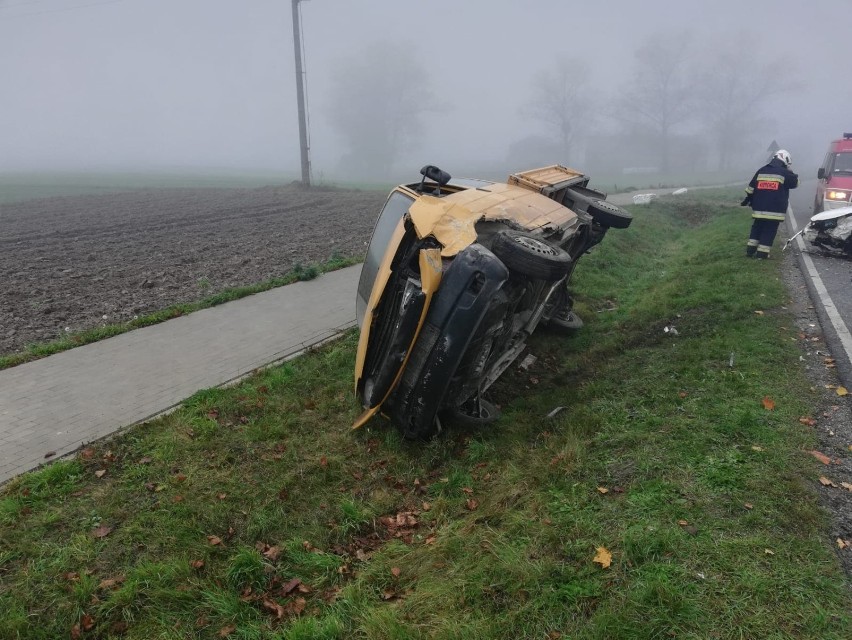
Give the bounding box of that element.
[521,58,594,164]
[325,42,438,177]
[615,34,694,172]
[696,36,797,170]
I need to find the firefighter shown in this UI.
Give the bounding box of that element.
[741,149,798,258]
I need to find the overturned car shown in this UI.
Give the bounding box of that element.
[353,165,632,439]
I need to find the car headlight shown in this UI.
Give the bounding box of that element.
[826,190,850,201]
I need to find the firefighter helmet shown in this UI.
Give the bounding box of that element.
[773,149,792,167]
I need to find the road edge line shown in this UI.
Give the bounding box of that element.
[787,207,852,388]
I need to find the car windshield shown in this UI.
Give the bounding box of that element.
[833,152,852,175]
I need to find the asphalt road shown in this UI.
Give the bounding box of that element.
[787,178,852,388]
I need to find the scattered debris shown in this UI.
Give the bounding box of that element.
[632,193,658,205]
[518,354,537,371]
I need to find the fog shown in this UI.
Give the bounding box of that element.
[1,0,848,181]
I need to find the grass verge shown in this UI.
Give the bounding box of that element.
[0,255,360,371]
[1,191,850,639]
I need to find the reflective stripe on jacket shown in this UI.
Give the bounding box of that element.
[745,158,798,216]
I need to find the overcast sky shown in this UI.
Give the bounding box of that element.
[0,0,848,176]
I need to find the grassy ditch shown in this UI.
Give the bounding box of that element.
[1,193,850,639]
[0,256,359,371]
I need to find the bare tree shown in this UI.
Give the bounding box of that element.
[521,58,594,164]
[325,41,437,177]
[697,36,798,170]
[615,33,694,172]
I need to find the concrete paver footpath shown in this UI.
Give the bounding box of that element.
[0,264,361,484]
[0,188,701,485]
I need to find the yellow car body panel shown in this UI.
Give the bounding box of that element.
[353,217,407,383]
[408,181,579,258]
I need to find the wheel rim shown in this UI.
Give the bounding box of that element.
[512,235,558,256]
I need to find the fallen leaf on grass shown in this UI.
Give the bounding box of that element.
[751,445,764,452]
[207,535,223,546]
[190,559,204,569]
[94,469,106,478]
[744,503,754,510]
[262,545,281,562]
[391,567,401,578]
[263,598,285,619]
[799,416,817,426]
[80,448,95,460]
[71,624,82,639]
[81,614,95,631]
[597,487,609,495]
[819,477,838,488]
[91,525,113,539]
[808,450,831,465]
[593,546,612,569]
[218,624,236,637]
[841,482,852,492]
[282,577,302,595]
[761,396,775,411]
[97,576,124,590]
[838,539,849,550]
[754,310,765,316]
[764,549,775,555]
[466,499,478,511]
[837,386,849,397]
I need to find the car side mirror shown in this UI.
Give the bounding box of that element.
[818,168,825,180]
[420,165,451,186]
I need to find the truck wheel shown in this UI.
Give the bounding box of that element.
[491,230,572,280]
[587,199,633,229]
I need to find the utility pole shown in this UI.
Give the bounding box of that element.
[291,0,311,186]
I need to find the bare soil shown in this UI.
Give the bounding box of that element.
[0,185,386,355]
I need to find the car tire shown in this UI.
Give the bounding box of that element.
[491,230,572,280]
[447,397,500,427]
[586,199,633,229]
[547,308,584,333]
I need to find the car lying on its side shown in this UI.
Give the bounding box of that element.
[353,164,632,439]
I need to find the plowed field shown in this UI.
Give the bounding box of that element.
[0,185,387,355]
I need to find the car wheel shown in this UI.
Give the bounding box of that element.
[491,230,572,280]
[447,396,500,427]
[547,307,584,333]
[586,199,633,229]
